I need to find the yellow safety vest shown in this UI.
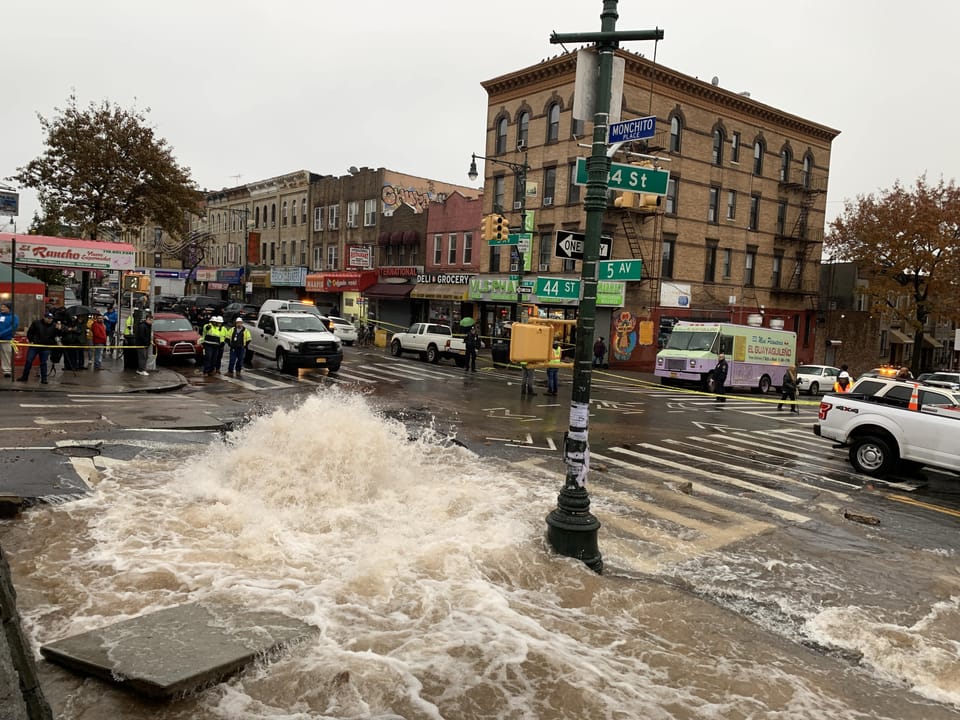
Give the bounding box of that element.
[549,346,562,365]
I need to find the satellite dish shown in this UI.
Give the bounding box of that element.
[711,76,719,86]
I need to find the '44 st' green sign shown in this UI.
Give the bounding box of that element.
[574,157,669,195]
[535,277,581,301]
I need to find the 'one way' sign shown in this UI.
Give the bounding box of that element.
[554,231,612,260]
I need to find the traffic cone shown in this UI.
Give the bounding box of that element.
[908,383,919,411]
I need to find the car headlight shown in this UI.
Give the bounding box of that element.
[289,342,300,351]
[155,338,168,346]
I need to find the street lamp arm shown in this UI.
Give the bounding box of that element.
[468,152,529,181]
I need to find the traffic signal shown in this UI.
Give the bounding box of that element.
[494,214,505,242]
[481,214,495,241]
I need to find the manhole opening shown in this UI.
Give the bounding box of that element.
[53,446,101,458]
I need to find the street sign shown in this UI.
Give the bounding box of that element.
[535,277,581,301]
[517,286,533,295]
[599,259,643,281]
[574,157,670,195]
[608,115,656,144]
[554,231,612,260]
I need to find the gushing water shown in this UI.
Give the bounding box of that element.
[5,390,959,718]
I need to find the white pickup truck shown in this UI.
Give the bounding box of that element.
[246,310,342,374]
[814,376,960,476]
[389,322,465,365]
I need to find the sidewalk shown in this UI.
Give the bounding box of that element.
[1,354,186,394]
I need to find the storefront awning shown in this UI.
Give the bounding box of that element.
[1,233,136,271]
[306,270,378,293]
[410,283,468,301]
[888,329,913,344]
[364,282,413,299]
[922,333,941,348]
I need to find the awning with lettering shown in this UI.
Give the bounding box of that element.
[306,270,378,293]
[1,233,136,271]
[410,283,468,301]
[888,329,913,344]
[364,282,413,299]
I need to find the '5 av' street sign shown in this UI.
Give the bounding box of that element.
[574,157,670,195]
[554,231,612,260]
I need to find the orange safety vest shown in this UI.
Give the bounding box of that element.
[834,380,852,393]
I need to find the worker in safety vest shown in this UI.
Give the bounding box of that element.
[833,371,852,393]
[201,315,227,376]
[546,340,562,396]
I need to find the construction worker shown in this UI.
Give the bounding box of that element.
[226,317,252,376]
[833,371,853,393]
[201,315,227,375]
[546,340,562,395]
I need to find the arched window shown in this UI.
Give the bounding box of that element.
[517,111,530,149]
[780,147,792,182]
[546,103,560,143]
[495,117,508,154]
[301,197,307,224]
[262,205,267,227]
[282,201,288,226]
[802,154,813,188]
[271,203,276,226]
[712,128,724,165]
[670,115,683,152]
[255,206,260,227]
[753,138,765,176]
[291,200,297,225]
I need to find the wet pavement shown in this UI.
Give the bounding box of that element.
[1,354,187,394]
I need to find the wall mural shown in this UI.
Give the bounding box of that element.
[381,181,441,215]
[612,309,638,361]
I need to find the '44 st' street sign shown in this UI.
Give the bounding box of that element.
[535,277,581,301]
[574,157,670,195]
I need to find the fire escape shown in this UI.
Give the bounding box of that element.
[773,170,827,310]
[609,128,669,267]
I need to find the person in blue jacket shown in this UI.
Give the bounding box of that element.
[0,302,19,378]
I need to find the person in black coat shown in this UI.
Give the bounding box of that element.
[778,365,799,414]
[464,325,480,373]
[133,313,154,375]
[18,313,61,384]
[713,352,728,403]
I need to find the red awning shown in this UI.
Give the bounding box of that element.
[390,231,404,245]
[364,282,414,299]
[401,230,418,245]
[378,232,391,246]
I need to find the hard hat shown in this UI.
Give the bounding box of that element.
[212,316,223,323]
[235,317,243,323]
[839,371,850,379]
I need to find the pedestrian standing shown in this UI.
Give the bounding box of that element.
[17,312,60,384]
[778,365,799,414]
[0,302,19,378]
[464,325,479,373]
[833,371,853,393]
[546,340,562,395]
[520,361,536,397]
[134,313,154,376]
[202,315,224,375]
[214,316,227,373]
[713,352,729,404]
[226,317,251,376]
[91,313,108,370]
[103,304,118,357]
[593,336,606,368]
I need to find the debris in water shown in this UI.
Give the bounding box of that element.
[842,509,880,526]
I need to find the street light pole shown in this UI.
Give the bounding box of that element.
[545,2,664,573]
[468,152,530,311]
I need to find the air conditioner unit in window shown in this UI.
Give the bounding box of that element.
[539,263,550,271]
[543,197,553,206]
[513,201,523,210]
[509,262,519,272]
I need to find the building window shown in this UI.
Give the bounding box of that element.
[408,244,417,267]
[538,232,551,270]
[447,233,457,265]
[772,250,784,288]
[328,204,339,230]
[495,117,508,154]
[270,242,276,262]
[493,176,505,213]
[313,245,322,271]
[731,131,740,163]
[749,194,760,230]
[708,186,720,223]
[255,206,261,227]
[726,190,736,220]
[753,138,765,176]
[327,244,339,271]
[302,198,307,225]
[776,200,787,236]
[670,115,683,152]
[346,200,359,228]
[282,201,288,226]
[712,128,724,165]
[562,258,576,272]
[546,103,560,143]
[291,200,298,226]
[271,203,276,227]
[263,205,268,228]
[364,198,377,226]
[489,245,501,272]
[661,236,675,279]
[542,166,557,206]
[314,206,324,232]
[745,246,757,286]
[802,154,813,188]
[513,173,524,207]
[665,177,678,215]
[433,233,442,264]
[517,111,529,149]
[722,248,732,278]
[567,162,581,204]
[290,240,296,262]
[281,241,287,265]
[780,148,792,183]
[704,241,718,283]
[463,232,473,264]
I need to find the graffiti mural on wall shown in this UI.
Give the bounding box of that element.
[612,310,638,361]
[381,182,443,215]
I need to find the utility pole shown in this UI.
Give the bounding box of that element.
[545,1,664,573]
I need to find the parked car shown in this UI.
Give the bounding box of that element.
[921,372,960,391]
[63,287,81,308]
[154,295,180,312]
[150,312,204,364]
[795,364,840,395]
[326,315,358,345]
[859,365,908,380]
[90,287,116,306]
[174,295,227,326]
[120,291,150,308]
[222,302,260,325]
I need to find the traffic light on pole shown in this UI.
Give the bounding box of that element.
[482,214,495,241]
[495,214,505,242]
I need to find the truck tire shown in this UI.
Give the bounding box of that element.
[391,339,403,357]
[849,434,897,476]
[327,363,341,373]
[427,344,440,364]
[758,374,772,394]
[276,349,293,374]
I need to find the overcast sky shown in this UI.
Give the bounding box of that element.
[3,0,956,234]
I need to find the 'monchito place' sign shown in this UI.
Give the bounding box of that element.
[0,233,135,271]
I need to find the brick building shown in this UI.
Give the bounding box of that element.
[477,49,840,370]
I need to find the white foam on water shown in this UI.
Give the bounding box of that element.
[12,390,960,718]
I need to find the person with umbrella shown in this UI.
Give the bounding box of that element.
[461,317,479,373]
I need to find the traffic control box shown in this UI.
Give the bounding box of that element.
[509,323,552,364]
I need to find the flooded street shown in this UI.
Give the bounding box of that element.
[2,389,959,718]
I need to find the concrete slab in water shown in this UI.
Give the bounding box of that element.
[40,602,315,699]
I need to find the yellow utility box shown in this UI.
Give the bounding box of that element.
[509,323,553,363]
[375,328,389,348]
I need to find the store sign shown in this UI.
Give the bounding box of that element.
[1,233,135,271]
[468,275,518,302]
[270,266,307,287]
[195,268,218,282]
[348,245,372,268]
[379,265,420,278]
[416,273,474,285]
[597,280,626,307]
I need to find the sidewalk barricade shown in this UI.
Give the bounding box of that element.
[12,334,28,368]
[374,328,389,348]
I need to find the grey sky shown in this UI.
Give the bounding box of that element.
[3,1,956,233]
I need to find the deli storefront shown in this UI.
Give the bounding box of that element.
[410,272,474,326]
